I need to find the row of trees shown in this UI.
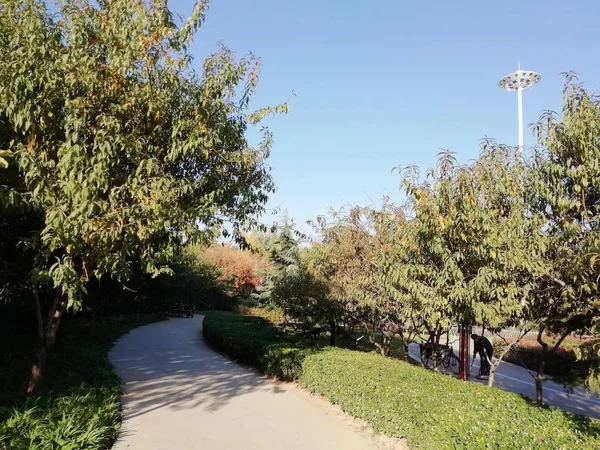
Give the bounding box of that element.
[270,75,600,405]
[0,0,286,395]
[2,0,599,410]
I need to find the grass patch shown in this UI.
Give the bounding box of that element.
[203,311,600,450]
[0,314,162,450]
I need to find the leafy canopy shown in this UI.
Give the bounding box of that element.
[0,0,286,305]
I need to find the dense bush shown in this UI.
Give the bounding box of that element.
[202,312,315,380]
[143,245,233,312]
[203,312,600,450]
[237,305,285,324]
[0,315,162,450]
[499,342,591,383]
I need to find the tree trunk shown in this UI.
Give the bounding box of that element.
[26,345,47,397]
[488,339,520,387]
[369,335,391,356]
[535,366,545,406]
[534,327,550,406]
[433,331,442,371]
[533,328,569,406]
[382,333,391,357]
[27,290,66,396]
[329,319,336,346]
[486,352,498,387]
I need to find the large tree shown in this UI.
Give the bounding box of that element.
[383,147,543,371]
[0,0,285,394]
[530,74,600,400]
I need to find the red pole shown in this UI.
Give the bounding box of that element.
[458,323,465,380]
[458,322,471,381]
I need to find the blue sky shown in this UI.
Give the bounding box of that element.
[171,0,600,233]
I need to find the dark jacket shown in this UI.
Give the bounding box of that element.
[474,336,493,359]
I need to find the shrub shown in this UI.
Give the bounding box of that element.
[203,312,600,450]
[202,312,314,380]
[496,339,592,384]
[0,315,162,450]
[237,305,285,324]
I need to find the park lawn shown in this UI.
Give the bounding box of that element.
[203,311,600,450]
[0,315,162,450]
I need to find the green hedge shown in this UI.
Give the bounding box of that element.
[202,312,316,380]
[203,312,600,450]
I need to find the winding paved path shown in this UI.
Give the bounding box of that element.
[109,316,404,450]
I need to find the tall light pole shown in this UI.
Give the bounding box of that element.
[498,67,541,153]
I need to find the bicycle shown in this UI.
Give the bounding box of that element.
[419,340,460,375]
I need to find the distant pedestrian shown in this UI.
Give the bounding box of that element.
[471,334,493,378]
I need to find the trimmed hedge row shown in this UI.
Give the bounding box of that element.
[202,312,600,450]
[202,312,316,380]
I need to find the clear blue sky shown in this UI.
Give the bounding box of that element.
[172,0,600,233]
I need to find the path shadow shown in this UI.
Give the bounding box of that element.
[109,316,285,421]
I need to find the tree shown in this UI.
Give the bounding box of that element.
[529,73,600,403]
[252,218,300,305]
[203,244,266,297]
[0,0,285,394]
[384,147,543,371]
[304,210,373,347]
[271,261,332,336]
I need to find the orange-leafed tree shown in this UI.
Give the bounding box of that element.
[203,245,268,296]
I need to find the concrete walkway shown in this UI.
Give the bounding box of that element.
[109,316,405,450]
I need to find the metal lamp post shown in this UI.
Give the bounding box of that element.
[498,67,541,153]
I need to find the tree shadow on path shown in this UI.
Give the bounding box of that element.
[109,316,285,421]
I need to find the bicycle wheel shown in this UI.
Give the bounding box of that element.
[448,354,460,375]
[442,352,451,369]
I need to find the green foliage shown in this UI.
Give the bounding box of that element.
[142,244,226,312]
[308,205,410,353]
[203,312,316,380]
[267,220,301,272]
[252,219,301,304]
[0,150,11,169]
[0,0,284,392]
[237,305,285,324]
[302,350,600,450]
[0,315,162,450]
[203,312,600,450]
[0,389,120,450]
[0,0,283,315]
[388,147,543,338]
[501,343,591,385]
[271,262,332,327]
[529,73,600,387]
[576,335,600,393]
